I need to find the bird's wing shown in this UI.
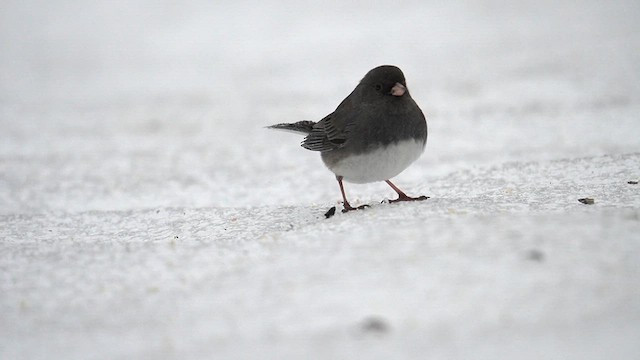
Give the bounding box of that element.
[301,112,349,152]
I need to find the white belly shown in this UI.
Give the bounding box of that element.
[327,140,425,184]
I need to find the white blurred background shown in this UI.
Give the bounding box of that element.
[1,2,640,359]
[2,0,639,213]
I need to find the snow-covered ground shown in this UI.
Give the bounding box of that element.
[1,1,639,359]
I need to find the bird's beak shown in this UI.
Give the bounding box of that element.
[390,83,406,97]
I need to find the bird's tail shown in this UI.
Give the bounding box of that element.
[266,120,316,135]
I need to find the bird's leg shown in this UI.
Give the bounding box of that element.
[337,176,356,212]
[337,176,368,212]
[385,180,429,203]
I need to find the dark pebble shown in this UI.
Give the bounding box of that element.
[360,316,390,334]
[526,249,545,262]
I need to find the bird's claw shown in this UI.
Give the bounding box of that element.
[388,195,430,203]
[342,204,370,213]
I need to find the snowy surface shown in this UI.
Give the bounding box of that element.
[1,1,640,359]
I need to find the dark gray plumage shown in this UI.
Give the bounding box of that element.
[268,65,429,212]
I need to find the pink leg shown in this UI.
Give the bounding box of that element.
[337,176,354,211]
[336,176,369,212]
[385,180,429,203]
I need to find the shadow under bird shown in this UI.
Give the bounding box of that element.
[268,65,428,212]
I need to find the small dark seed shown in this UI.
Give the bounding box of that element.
[628,181,638,185]
[324,206,336,219]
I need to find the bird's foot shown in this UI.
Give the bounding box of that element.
[342,203,370,213]
[389,194,430,203]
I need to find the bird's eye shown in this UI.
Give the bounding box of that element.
[374,84,383,91]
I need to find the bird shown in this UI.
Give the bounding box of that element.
[268,65,428,212]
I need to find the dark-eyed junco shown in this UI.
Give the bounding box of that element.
[269,65,428,212]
